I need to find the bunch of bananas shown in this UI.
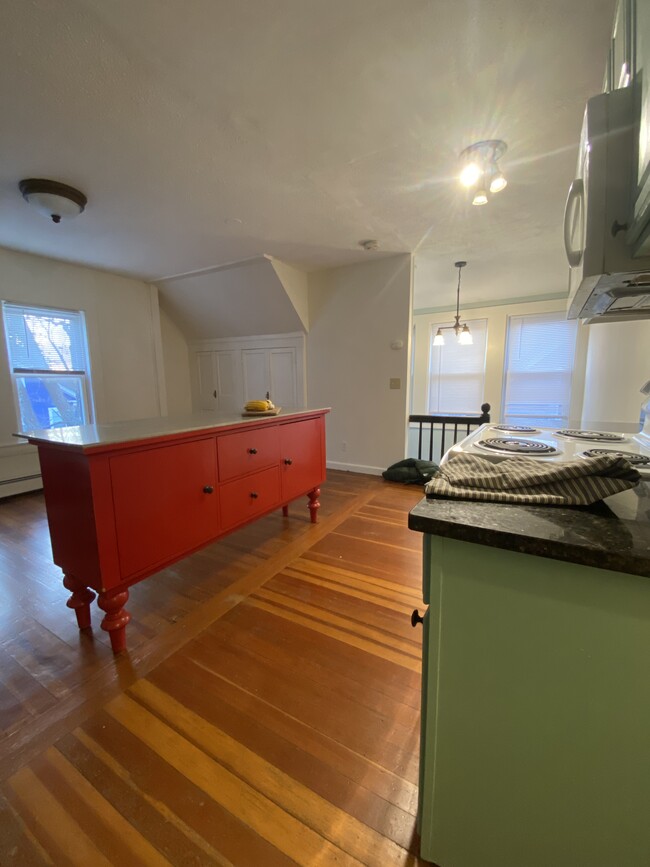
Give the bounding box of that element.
[245,399,275,412]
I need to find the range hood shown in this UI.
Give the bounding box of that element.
[569,270,650,323]
[564,88,650,323]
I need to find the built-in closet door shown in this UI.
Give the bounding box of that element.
[269,347,297,407]
[242,349,268,403]
[242,347,298,406]
[197,350,240,412]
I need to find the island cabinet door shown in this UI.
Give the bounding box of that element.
[109,437,218,581]
[279,417,325,502]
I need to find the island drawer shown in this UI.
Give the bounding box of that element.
[219,465,281,530]
[217,425,280,481]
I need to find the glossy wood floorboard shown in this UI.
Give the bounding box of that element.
[0,472,429,865]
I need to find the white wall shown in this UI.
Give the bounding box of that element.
[0,246,166,496]
[308,255,413,475]
[269,258,310,331]
[160,305,192,415]
[412,298,590,424]
[581,319,650,425]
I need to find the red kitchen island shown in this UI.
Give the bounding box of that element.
[18,408,329,653]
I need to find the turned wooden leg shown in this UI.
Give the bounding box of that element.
[97,588,131,654]
[307,487,321,523]
[282,504,289,517]
[63,574,96,630]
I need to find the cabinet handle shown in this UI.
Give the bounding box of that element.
[248,447,258,455]
[250,491,259,499]
[203,485,214,494]
[284,457,293,465]
[411,609,425,627]
[213,390,217,398]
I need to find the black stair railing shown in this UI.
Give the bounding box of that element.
[409,403,491,462]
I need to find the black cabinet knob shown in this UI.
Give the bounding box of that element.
[411,609,425,627]
[203,485,214,494]
[248,447,258,455]
[284,457,293,465]
[250,491,259,499]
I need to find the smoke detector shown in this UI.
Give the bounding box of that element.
[359,239,379,251]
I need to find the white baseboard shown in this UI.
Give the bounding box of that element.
[0,475,43,499]
[326,461,384,476]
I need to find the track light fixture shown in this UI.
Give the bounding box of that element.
[459,140,508,206]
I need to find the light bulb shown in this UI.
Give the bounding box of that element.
[433,329,445,346]
[459,162,482,188]
[472,189,488,206]
[458,325,473,345]
[489,172,507,193]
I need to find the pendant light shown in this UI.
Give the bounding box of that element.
[432,261,473,347]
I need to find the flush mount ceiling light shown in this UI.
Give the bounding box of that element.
[433,261,473,347]
[459,140,508,206]
[19,178,87,224]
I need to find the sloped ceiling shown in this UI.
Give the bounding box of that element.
[158,258,306,340]
[0,0,616,308]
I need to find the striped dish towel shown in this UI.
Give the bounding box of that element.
[425,453,641,505]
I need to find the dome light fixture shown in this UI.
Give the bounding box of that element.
[19,178,87,224]
[432,261,473,347]
[458,140,508,206]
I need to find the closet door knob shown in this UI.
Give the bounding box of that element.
[250,491,259,499]
[248,447,258,455]
[411,609,425,627]
[284,458,293,465]
[203,485,214,494]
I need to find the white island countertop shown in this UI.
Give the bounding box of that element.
[15,407,330,452]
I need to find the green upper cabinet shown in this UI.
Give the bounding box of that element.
[604,0,634,93]
[628,0,650,254]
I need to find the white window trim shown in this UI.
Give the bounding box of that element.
[1,301,95,431]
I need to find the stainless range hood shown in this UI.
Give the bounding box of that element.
[569,269,650,323]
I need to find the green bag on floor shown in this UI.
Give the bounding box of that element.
[382,458,439,485]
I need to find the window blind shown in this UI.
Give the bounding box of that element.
[428,319,488,413]
[3,303,88,372]
[502,312,577,426]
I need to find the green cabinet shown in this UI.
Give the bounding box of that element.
[418,535,650,867]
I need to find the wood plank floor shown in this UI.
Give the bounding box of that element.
[0,472,429,865]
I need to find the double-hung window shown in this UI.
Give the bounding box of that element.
[502,311,577,427]
[2,302,93,431]
[428,318,488,413]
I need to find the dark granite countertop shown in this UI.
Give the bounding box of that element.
[408,482,650,578]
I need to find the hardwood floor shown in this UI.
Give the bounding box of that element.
[0,472,428,865]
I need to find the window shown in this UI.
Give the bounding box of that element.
[428,318,488,413]
[502,311,577,427]
[2,303,93,431]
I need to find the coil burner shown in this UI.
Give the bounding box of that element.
[555,429,625,442]
[582,448,650,468]
[475,438,558,456]
[491,425,539,433]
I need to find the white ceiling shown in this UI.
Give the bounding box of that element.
[0,0,616,307]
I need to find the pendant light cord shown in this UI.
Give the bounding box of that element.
[456,265,461,322]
